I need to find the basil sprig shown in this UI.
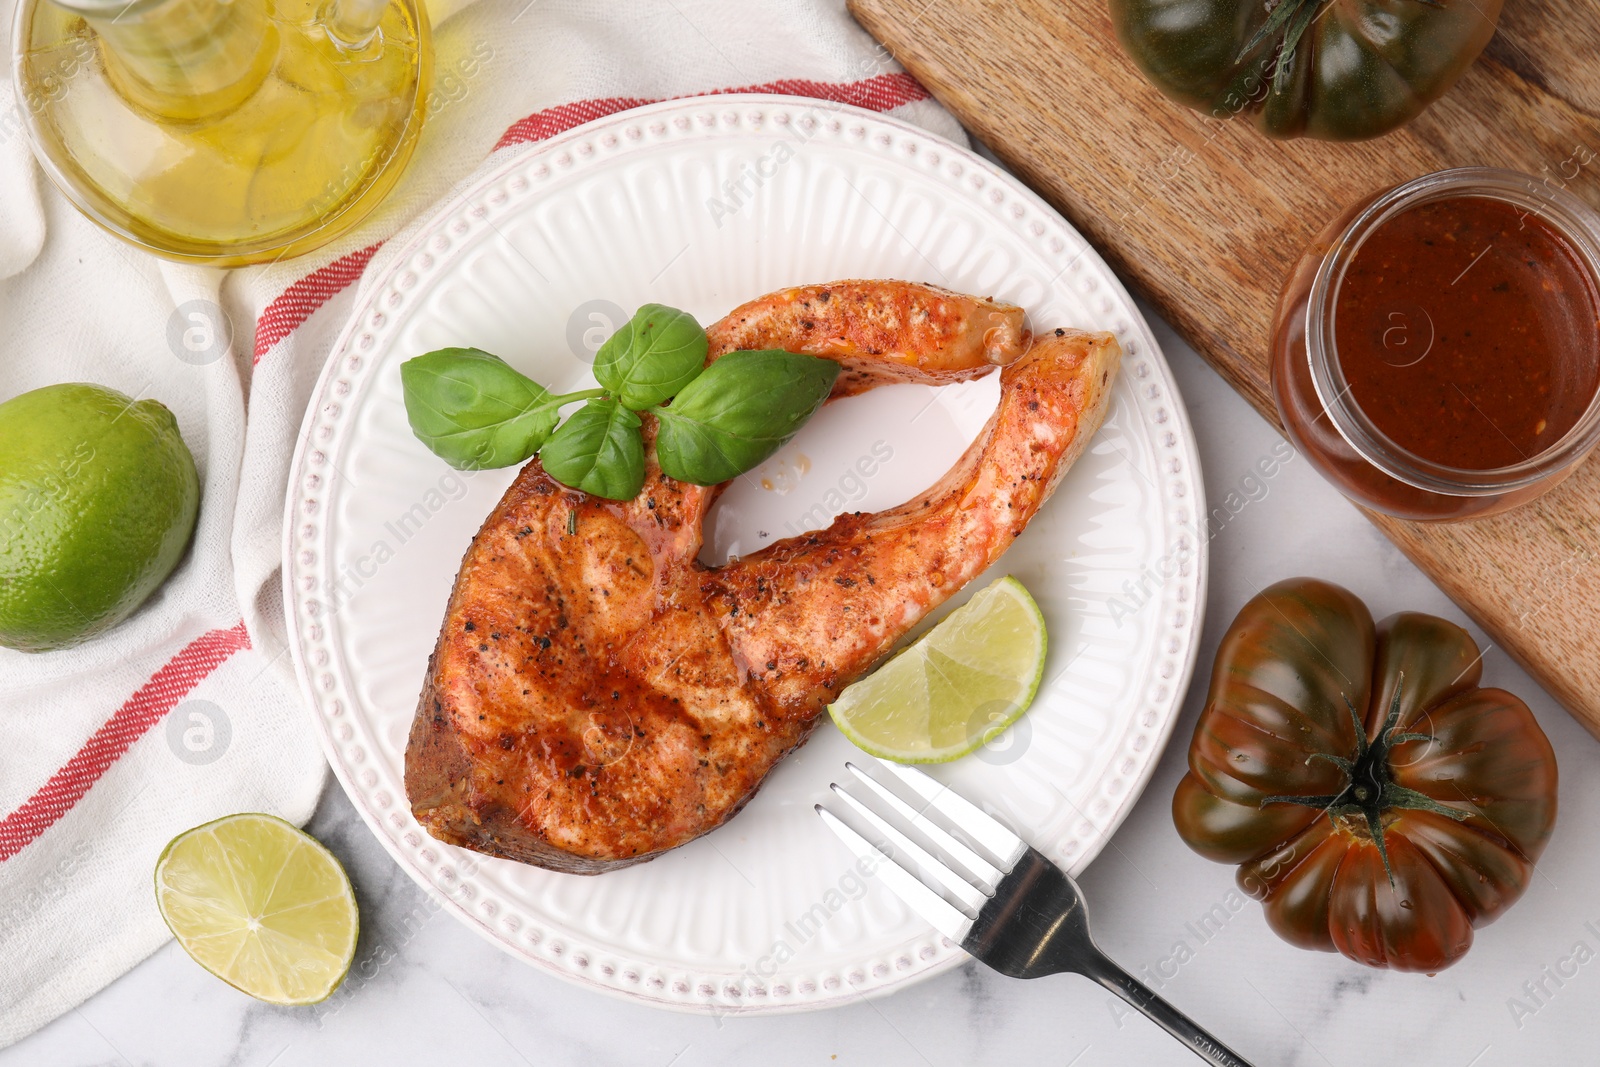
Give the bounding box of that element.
[655,350,838,485]
[539,398,646,500]
[399,347,599,470]
[594,303,707,409]
[400,305,839,500]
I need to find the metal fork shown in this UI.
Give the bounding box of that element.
[817,759,1256,1067]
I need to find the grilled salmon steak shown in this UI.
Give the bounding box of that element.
[405,280,1121,873]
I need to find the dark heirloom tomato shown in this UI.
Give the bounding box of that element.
[1173,578,1558,971]
[1107,0,1504,141]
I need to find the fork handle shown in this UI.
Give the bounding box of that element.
[1080,951,1256,1067]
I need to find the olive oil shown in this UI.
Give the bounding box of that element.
[16,0,430,265]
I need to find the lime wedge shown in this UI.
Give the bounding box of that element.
[828,576,1048,763]
[154,813,358,1005]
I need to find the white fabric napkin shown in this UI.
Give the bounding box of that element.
[0,0,965,1047]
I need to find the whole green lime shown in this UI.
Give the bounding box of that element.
[0,383,200,652]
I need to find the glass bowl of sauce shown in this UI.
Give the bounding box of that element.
[1272,167,1600,521]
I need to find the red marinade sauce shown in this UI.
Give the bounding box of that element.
[1334,195,1600,471]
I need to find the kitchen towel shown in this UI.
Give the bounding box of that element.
[0,0,964,1047]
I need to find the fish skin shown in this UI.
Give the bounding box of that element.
[707,279,1029,396]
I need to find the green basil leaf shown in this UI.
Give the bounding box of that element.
[401,348,562,470]
[654,350,839,485]
[594,303,708,410]
[539,397,646,500]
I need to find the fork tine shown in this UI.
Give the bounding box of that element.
[815,804,973,943]
[872,759,1028,868]
[828,783,988,915]
[845,762,1004,893]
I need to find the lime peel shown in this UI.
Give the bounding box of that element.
[0,382,199,651]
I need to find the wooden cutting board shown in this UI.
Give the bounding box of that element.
[848,0,1600,733]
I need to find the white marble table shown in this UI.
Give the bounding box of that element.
[8,306,1596,1067]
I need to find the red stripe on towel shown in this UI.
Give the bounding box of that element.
[0,622,252,861]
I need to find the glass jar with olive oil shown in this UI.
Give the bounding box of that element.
[13,0,431,265]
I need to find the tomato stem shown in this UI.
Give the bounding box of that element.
[1236,0,1446,95]
[1260,673,1473,885]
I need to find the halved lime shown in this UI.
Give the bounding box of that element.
[154,814,358,1005]
[829,576,1048,763]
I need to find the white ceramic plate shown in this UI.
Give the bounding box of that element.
[284,95,1207,1015]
